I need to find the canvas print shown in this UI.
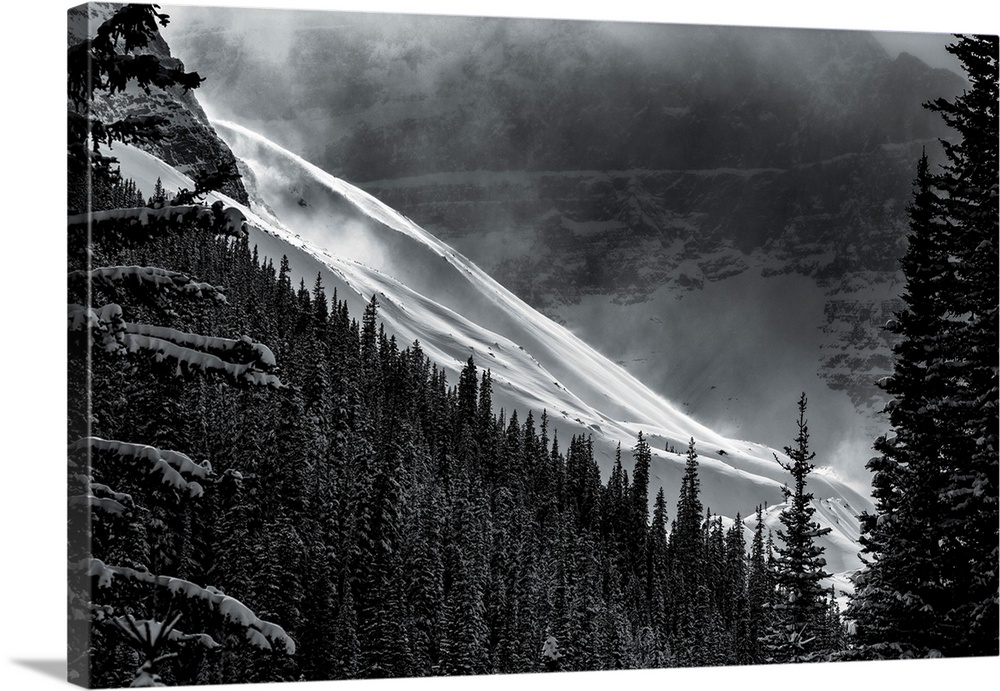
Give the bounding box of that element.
[66,2,998,687]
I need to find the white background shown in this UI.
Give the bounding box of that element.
[2,1,997,689]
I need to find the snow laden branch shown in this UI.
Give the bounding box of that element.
[69,266,228,303]
[78,558,297,655]
[67,304,283,388]
[70,437,211,498]
[68,303,125,352]
[124,324,276,368]
[112,615,221,652]
[67,201,248,243]
[68,479,135,516]
[120,332,282,387]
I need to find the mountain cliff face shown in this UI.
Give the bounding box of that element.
[67,2,249,205]
[163,9,964,471]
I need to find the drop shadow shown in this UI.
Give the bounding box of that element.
[11,658,65,681]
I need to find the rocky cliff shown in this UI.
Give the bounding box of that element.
[67,2,249,205]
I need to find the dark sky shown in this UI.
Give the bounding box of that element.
[163,0,981,78]
[162,0,993,57]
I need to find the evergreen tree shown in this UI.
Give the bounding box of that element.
[67,219,292,686]
[669,438,704,568]
[667,438,708,665]
[722,514,750,664]
[646,487,669,621]
[746,505,774,663]
[763,394,831,663]
[149,177,169,206]
[924,34,999,655]
[848,34,998,659]
[630,431,652,529]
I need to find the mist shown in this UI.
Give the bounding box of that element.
[157,6,963,496]
[554,270,886,492]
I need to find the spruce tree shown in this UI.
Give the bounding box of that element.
[669,438,704,567]
[763,393,831,663]
[646,487,670,632]
[848,34,998,659]
[667,438,707,665]
[625,431,653,597]
[925,34,999,655]
[746,505,773,663]
[722,514,750,664]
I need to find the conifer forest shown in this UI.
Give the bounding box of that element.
[65,5,997,688]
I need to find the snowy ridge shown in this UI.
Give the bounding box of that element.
[110,138,873,589]
[212,120,711,430]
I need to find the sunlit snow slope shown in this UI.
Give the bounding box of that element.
[112,129,872,589]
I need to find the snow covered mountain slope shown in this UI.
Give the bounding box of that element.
[164,9,965,494]
[111,132,872,588]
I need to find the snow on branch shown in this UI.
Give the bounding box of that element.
[68,303,124,352]
[69,493,129,516]
[68,304,282,387]
[121,332,282,387]
[124,324,276,369]
[79,559,296,655]
[69,266,228,303]
[67,201,248,242]
[70,482,135,516]
[70,437,209,497]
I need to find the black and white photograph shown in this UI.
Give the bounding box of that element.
[8,0,1000,689]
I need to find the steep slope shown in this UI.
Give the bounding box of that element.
[163,8,964,482]
[109,132,873,590]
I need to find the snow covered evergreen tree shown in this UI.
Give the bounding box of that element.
[667,438,709,665]
[746,505,774,663]
[848,34,998,659]
[67,248,293,687]
[762,394,833,663]
[67,7,294,686]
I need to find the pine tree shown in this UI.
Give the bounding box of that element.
[669,438,704,568]
[667,438,707,665]
[746,505,774,663]
[457,356,479,432]
[68,232,292,686]
[645,487,670,633]
[601,442,629,543]
[149,177,169,206]
[763,394,832,663]
[722,514,750,664]
[66,13,298,677]
[848,34,998,659]
[924,34,999,655]
[624,432,652,596]
[630,432,652,528]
